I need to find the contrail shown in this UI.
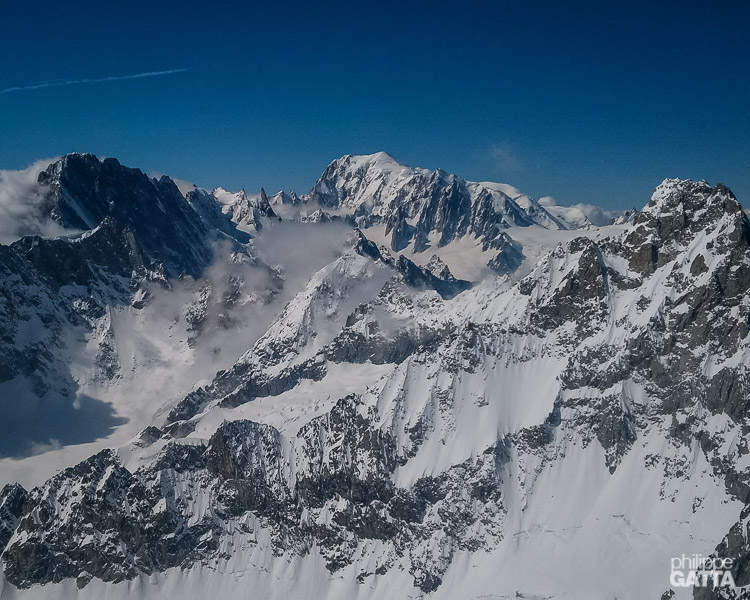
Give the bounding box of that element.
[0,68,189,95]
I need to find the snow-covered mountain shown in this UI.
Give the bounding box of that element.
[306,152,557,278]
[0,154,747,600]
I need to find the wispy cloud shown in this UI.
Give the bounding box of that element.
[490,142,525,177]
[0,68,189,95]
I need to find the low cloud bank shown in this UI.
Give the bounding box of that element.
[0,158,75,245]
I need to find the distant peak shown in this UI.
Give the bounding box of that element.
[624,178,747,274]
[333,151,411,172]
[350,150,398,162]
[38,154,127,187]
[646,178,740,217]
[48,153,102,171]
[60,152,101,161]
[367,150,399,162]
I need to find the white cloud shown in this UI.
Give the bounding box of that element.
[490,142,525,177]
[539,195,622,227]
[0,159,78,245]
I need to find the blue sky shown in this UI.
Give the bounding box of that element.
[1,0,748,209]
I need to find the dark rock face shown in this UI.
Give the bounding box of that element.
[0,483,28,552]
[353,229,472,299]
[352,229,384,261]
[394,255,472,300]
[37,154,234,278]
[205,420,289,517]
[527,237,610,334]
[384,204,415,252]
[485,231,524,275]
[166,356,327,424]
[134,426,163,448]
[323,326,430,365]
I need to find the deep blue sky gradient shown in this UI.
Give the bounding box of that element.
[1,0,748,209]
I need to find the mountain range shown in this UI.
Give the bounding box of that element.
[0,152,747,600]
